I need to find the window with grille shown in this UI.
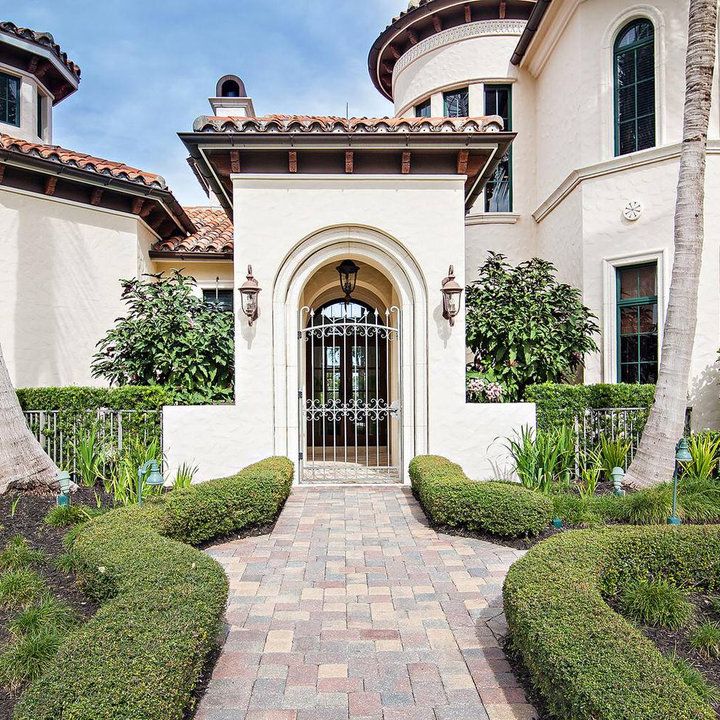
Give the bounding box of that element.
[484,84,512,212]
[443,88,469,117]
[614,19,656,156]
[202,288,234,311]
[617,263,658,383]
[415,99,431,118]
[0,72,20,127]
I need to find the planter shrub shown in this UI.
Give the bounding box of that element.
[16,386,171,412]
[13,457,293,720]
[409,456,552,537]
[504,525,720,720]
[525,383,655,430]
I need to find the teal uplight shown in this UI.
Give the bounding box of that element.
[611,467,626,496]
[137,460,164,505]
[669,438,691,526]
[57,470,72,507]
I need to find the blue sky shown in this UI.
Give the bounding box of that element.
[13,1,407,204]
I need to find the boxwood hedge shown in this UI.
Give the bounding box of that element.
[13,457,294,720]
[409,455,552,537]
[504,525,720,720]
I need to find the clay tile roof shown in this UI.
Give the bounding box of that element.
[0,21,81,79]
[151,207,233,257]
[193,114,505,134]
[0,134,166,189]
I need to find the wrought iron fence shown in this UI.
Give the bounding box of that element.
[23,409,162,475]
[573,407,650,469]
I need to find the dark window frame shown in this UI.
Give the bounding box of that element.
[415,98,432,118]
[614,19,656,156]
[616,262,659,384]
[484,84,513,213]
[443,87,469,118]
[0,71,21,128]
[36,90,44,139]
[202,288,234,312]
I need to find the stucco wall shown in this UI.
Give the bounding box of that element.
[0,188,152,387]
[0,60,53,144]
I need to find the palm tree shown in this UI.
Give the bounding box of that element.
[0,343,58,493]
[626,0,718,488]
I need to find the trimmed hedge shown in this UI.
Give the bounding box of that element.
[504,525,720,720]
[16,386,171,412]
[524,383,655,430]
[409,456,552,537]
[13,457,294,720]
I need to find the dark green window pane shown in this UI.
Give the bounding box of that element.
[484,85,512,212]
[621,336,635,363]
[639,334,658,362]
[202,288,234,311]
[444,88,469,117]
[621,364,639,383]
[0,72,20,127]
[639,364,658,384]
[637,115,655,151]
[415,99,431,118]
[618,86,636,121]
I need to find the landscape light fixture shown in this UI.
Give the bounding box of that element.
[239,265,261,326]
[611,467,626,496]
[137,460,164,505]
[337,259,360,302]
[57,470,72,507]
[669,437,692,525]
[441,265,463,326]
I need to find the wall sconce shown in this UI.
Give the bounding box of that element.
[337,259,360,302]
[441,265,463,326]
[239,265,261,325]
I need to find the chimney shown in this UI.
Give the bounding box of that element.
[209,75,255,117]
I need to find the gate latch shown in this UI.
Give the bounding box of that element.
[389,401,401,418]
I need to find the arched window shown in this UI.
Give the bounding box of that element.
[220,79,240,98]
[614,19,656,156]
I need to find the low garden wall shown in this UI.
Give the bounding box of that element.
[13,457,294,720]
[504,525,720,720]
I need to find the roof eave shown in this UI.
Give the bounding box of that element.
[511,0,552,65]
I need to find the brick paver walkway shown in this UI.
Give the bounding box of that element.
[197,487,537,720]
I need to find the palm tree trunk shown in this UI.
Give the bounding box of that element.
[625,0,718,488]
[0,343,59,493]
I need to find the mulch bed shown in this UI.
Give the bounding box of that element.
[435,524,560,550]
[639,593,720,718]
[0,488,102,720]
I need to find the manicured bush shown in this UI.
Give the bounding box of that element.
[504,525,720,720]
[409,456,552,538]
[524,383,655,430]
[16,386,171,412]
[14,457,293,720]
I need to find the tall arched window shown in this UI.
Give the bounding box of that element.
[614,19,656,156]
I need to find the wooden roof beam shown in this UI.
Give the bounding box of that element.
[499,0,507,19]
[402,151,412,174]
[457,150,470,175]
[44,176,57,196]
[464,4,472,23]
[90,188,103,206]
[432,15,443,33]
[230,149,240,174]
[289,151,298,173]
[345,151,354,174]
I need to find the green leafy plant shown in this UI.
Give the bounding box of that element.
[0,627,65,691]
[91,271,234,404]
[684,432,720,482]
[0,537,45,571]
[689,621,720,659]
[8,596,77,637]
[53,551,80,574]
[10,496,21,518]
[620,578,694,630]
[465,253,598,402]
[0,569,46,610]
[578,448,602,500]
[109,438,163,506]
[44,505,85,528]
[505,425,575,495]
[598,435,631,477]
[74,427,105,488]
[669,654,720,705]
[174,462,199,490]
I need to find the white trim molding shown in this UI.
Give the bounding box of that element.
[601,248,667,383]
[465,212,520,226]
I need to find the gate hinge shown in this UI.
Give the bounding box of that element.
[298,451,304,460]
[298,390,303,399]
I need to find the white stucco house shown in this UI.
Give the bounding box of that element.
[1,0,719,484]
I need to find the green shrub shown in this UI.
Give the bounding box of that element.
[44,505,86,528]
[409,456,552,538]
[525,383,655,430]
[0,570,45,610]
[16,386,170,412]
[504,525,720,720]
[620,579,694,629]
[14,456,293,720]
[0,537,45,570]
[0,627,66,691]
[689,621,720,659]
[670,654,720,705]
[9,596,77,637]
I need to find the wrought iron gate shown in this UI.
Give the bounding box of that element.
[299,301,401,483]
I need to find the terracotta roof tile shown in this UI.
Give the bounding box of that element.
[0,21,80,79]
[193,114,505,134]
[151,207,233,256]
[0,134,166,189]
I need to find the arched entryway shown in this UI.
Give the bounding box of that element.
[300,298,401,483]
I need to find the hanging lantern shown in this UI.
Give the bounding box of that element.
[239,265,261,325]
[441,265,463,325]
[336,259,360,301]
